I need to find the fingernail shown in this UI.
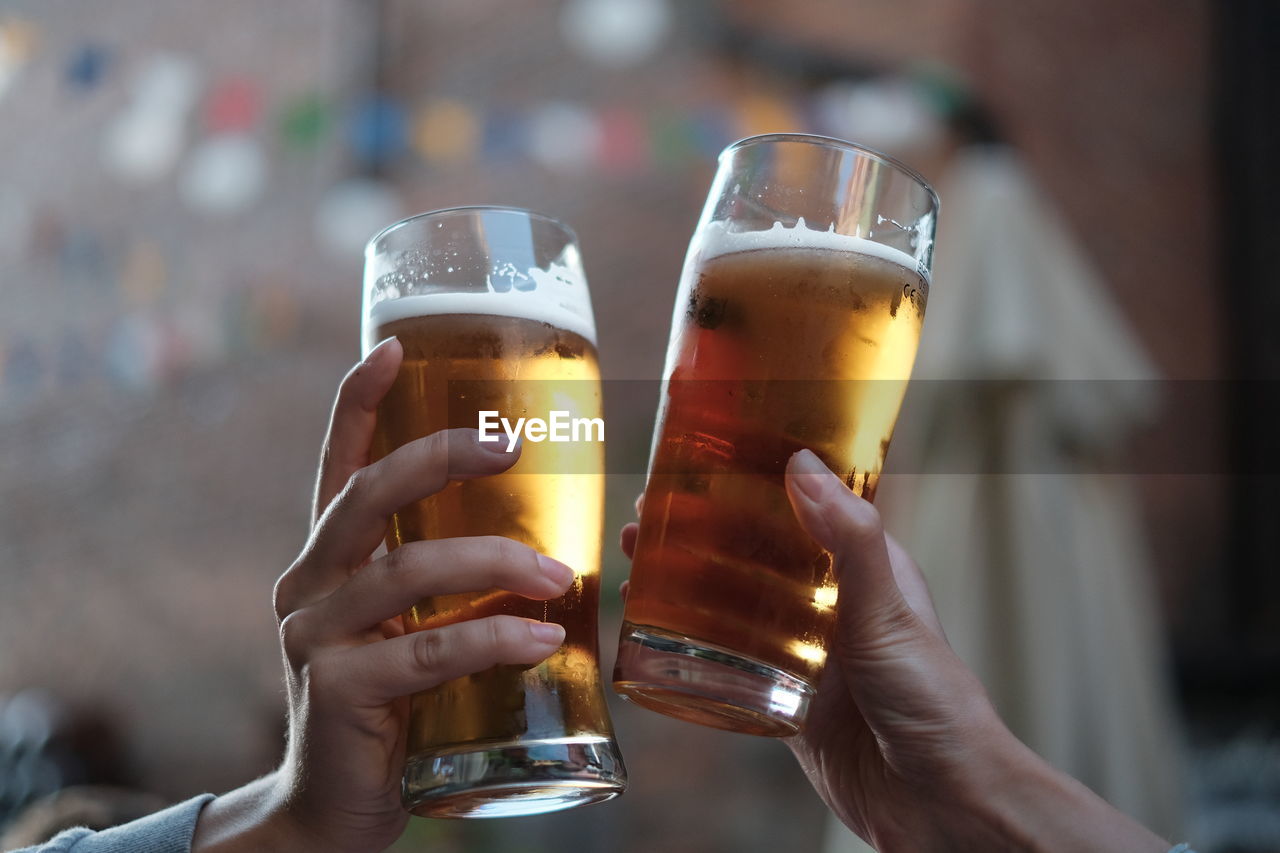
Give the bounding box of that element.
[537,554,575,587]
[529,622,566,644]
[789,449,835,501]
[362,336,397,366]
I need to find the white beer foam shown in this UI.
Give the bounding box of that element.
[698,219,928,282]
[366,259,597,347]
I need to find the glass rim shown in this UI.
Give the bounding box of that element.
[365,205,579,257]
[720,133,939,211]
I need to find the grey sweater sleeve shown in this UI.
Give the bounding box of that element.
[10,794,215,853]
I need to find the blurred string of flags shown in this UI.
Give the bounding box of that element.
[0,20,918,205]
[0,14,940,410]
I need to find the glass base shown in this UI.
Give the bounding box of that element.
[402,735,626,819]
[612,623,813,737]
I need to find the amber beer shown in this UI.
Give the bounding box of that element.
[363,207,624,818]
[614,135,938,737]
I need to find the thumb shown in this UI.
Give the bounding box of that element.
[784,450,932,665]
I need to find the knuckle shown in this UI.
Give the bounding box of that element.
[301,653,338,699]
[412,630,446,675]
[272,574,294,621]
[439,428,485,477]
[836,490,884,541]
[491,536,530,570]
[835,596,920,658]
[278,611,312,665]
[878,597,921,636]
[384,543,411,581]
[396,431,449,486]
[420,430,451,466]
[486,616,509,652]
[344,465,374,499]
[856,595,922,643]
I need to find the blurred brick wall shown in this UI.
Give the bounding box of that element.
[0,0,365,802]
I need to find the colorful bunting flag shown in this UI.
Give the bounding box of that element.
[348,94,408,167]
[66,42,110,91]
[204,77,261,133]
[412,98,480,165]
[0,17,38,101]
[595,107,648,174]
[278,93,332,152]
[734,93,801,139]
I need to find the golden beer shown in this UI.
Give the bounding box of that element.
[363,208,624,818]
[614,135,937,736]
[371,312,610,757]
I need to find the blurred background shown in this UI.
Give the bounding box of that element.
[1,0,1277,850]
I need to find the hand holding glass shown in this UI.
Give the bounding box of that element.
[614,135,938,736]
[363,207,625,817]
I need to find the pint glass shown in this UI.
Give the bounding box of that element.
[614,135,938,736]
[363,207,625,817]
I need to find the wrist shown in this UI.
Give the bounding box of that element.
[867,712,1171,853]
[191,771,318,853]
[958,733,1170,853]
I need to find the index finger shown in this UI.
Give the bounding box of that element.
[313,337,403,526]
[278,429,519,615]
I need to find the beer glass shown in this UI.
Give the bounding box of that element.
[363,207,626,817]
[614,135,937,736]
